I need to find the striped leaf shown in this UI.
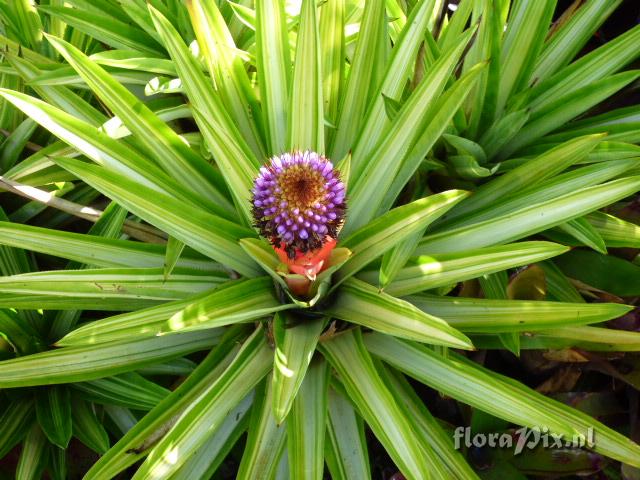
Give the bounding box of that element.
[287,358,328,480]
[408,294,632,333]
[319,329,434,480]
[272,312,325,424]
[36,386,72,449]
[0,330,221,387]
[337,190,469,283]
[53,157,260,277]
[161,277,294,334]
[131,327,272,479]
[85,328,246,479]
[326,277,473,349]
[256,0,290,154]
[366,333,640,468]
[237,379,288,480]
[288,0,324,152]
[417,177,640,254]
[325,387,370,480]
[45,33,232,211]
[363,241,568,296]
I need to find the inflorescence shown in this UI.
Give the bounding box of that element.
[252,151,346,258]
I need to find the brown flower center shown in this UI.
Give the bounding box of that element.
[278,165,325,209]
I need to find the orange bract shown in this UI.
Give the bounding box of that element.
[275,237,337,279]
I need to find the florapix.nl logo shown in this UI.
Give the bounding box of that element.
[453,426,596,455]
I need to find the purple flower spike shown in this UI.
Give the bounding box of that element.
[252,151,346,258]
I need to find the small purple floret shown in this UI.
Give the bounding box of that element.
[252,151,346,258]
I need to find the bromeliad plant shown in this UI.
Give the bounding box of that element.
[0,0,640,478]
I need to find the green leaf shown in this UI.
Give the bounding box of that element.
[503,70,640,157]
[186,0,265,160]
[53,157,260,277]
[378,228,423,290]
[538,260,584,303]
[7,54,94,127]
[438,0,474,51]
[0,33,53,65]
[350,0,436,173]
[116,0,167,42]
[137,357,196,377]
[239,238,289,291]
[73,372,169,411]
[319,329,433,480]
[346,34,479,230]
[287,358,328,480]
[56,289,221,346]
[496,0,555,112]
[380,62,487,215]
[0,399,33,458]
[529,23,640,119]
[408,293,631,333]
[0,221,218,271]
[447,155,499,179]
[288,0,323,152]
[0,308,41,355]
[44,33,232,213]
[0,329,221,387]
[0,292,159,318]
[556,217,607,254]
[162,277,294,334]
[327,278,473,349]
[8,0,43,51]
[149,5,260,224]
[365,241,568,297]
[227,1,256,31]
[586,211,640,248]
[443,133,487,164]
[89,50,177,76]
[237,379,288,480]
[543,106,640,145]
[164,237,186,279]
[417,176,640,254]
[365,333,640,468]
[28,65,155,88]
[330,0,385,160]
[380,366,479,479]
[85,327,247,479]
[319,0,345,134]
[532,0,622,83]
[0,267,224,310]
[16,422,48,480]
[440,134,604,227]
[38,5,163,55]
[325,387,370,480]
[0,89,206,213]
[440,159,640,230]
[516,325,640,352]
[131,327,272,478]
[256,0,290,154]
[72,397,110,454]
[36,386,72,449]
[272,312,325,424]
[338,190,469,282]
[48,445,66,480]
[479,109,530,159]
[479,271,519,355]
[0,117,37,171]
[555,249,640,296]
[172,393,253,480]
